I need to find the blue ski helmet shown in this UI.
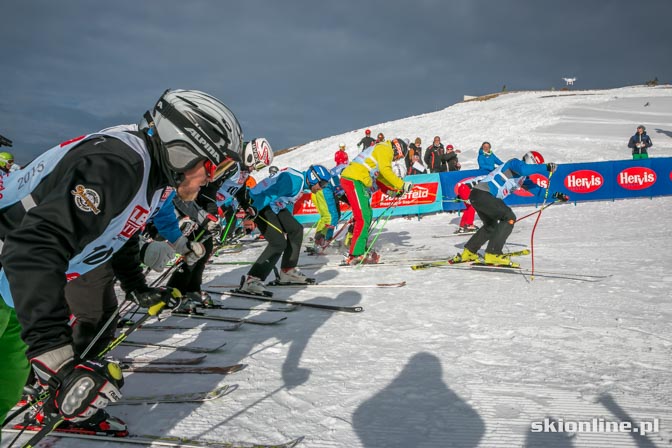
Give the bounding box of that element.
[305,164,331,188]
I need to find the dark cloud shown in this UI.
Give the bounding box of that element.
[1,0,670,163]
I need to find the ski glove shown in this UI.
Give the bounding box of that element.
[173,235,206,265]
[402,181,413,193]
[243,205,257,219]
[140,240,175,272]
[552,192,570,202]
[127,286,181,311]
[31,346,123,422]
[546,162,558,173]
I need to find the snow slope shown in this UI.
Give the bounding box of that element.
[260,85,672,175]
[4,85,672,448]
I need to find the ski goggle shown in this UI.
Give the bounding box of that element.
[205,157,236,181]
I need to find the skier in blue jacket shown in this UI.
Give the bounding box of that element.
[477,141,503,172]
[238,165,331,295]
[452,151,568,267]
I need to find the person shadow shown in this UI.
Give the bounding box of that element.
[352,352,484,448]
[597,393,657,448]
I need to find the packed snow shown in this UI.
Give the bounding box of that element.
[4,85,672,448]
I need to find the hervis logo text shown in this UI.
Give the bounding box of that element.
[617,167,656,190]
[564,170,603,193]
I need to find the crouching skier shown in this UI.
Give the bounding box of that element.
[0,89,243,438]
[451,151,568,267]
[237,165,332,296]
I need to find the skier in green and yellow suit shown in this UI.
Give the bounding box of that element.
[340,139,412,264]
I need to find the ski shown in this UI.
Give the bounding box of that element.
[121,340,228,353]
[411,250,531,270]
[138,322,243,331]
[172,311,288,325]
[122,363,247,375]
[202,302,299,312]
[2,428,304,448]
[208,281,406,289]
[112,385,235,405]
[205,289,364,313]
[267,280,406,288]
[467,264,608,282]
[119,354,207,365]
[432,231,477,238]
[213,243,244,256]
[411,260,607,281]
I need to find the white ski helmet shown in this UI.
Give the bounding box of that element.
[522,150,544,165]
[143,89,243,185]
[242,138,274,170]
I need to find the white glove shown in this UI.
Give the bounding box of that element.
[173,236,206,266]
[141,241,176,272]
[402,181,413,193]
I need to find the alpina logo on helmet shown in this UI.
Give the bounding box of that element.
[185,127,220,163]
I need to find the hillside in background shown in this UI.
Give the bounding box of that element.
[263,85,672,176]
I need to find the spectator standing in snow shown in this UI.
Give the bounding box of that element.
[376,132,385,143]
[628,125,652,160]
[408,153,427,175]
[334,143,349,166]
[477,141,503,171]
[444,144,461,171]
[424,136,446,173]
[410,137,423,160]
[357,129,375,150]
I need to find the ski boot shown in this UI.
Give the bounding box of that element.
[451,248,480,264]
[182,291,215,308]
[483,252,520,268]
[16,408,128,437]
[276,268,315,285]
[238,275,272,296]
[343,250,380,266]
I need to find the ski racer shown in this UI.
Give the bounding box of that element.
[310,164,348,252]
[168,138,274,309]
[0,151,15,175]
[451,151,569,267]
[238,165,331,295]
[340,138,412,265]
[0,89,243,436]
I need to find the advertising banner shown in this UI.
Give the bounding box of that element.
[293,158,672,224]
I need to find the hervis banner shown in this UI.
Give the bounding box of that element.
[291,158,672,223]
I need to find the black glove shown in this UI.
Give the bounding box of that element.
[31,346,123,422]
[552,192,569,202]
[546,162,558,173]
[127,286,181,311]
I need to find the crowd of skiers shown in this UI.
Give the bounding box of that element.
[5,89,647,442]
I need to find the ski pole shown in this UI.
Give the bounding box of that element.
[254,213,284,234]
[530,171,554,280]
[515,200,558,223]
[13,292,179,448]
[358,196,401,266]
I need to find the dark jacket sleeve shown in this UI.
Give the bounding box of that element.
[111,233,147,294]
[2,137,144,358]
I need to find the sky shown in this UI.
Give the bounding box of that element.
[1,0,671,164]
